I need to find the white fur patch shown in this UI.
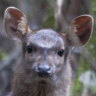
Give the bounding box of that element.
[5,11,11,19]
[28,29,64,48]
[17,16,27,35]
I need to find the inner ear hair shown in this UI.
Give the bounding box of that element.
[66,25,82,46]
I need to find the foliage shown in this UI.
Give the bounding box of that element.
[43,9,55,29]
[85,0,96,57]
[0,49,8,60]
[71,57,92,96]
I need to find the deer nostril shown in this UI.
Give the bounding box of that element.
[36,65,51,78]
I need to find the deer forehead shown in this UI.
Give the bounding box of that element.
[28,29,64,48]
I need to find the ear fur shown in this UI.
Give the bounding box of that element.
[67,15,94,46]
[4,6,31,41]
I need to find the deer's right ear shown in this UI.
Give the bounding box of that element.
[66,15,94,46]
[4,7,31,41]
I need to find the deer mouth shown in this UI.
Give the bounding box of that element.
[38,79,48,86]
[39,80,47,84]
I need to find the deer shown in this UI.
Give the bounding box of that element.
[3,7,94,96]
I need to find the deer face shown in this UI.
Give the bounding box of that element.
[4,7,94,85]
[24,29,66,81]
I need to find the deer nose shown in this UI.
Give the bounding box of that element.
[36,65,51,78]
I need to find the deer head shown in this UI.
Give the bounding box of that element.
[4,7,93,86]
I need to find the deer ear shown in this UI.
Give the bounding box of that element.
[67,15,94,46]
[4,7,31,41]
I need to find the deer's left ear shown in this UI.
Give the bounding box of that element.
[4,7,31,41]
[67,15,94,46]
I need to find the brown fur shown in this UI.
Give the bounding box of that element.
[11,30,72,96]
[3,7,93,96]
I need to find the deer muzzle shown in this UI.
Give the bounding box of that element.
[36,65,51,78]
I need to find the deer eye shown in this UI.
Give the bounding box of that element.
[26,45,33,53]
[57,49,64,57]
